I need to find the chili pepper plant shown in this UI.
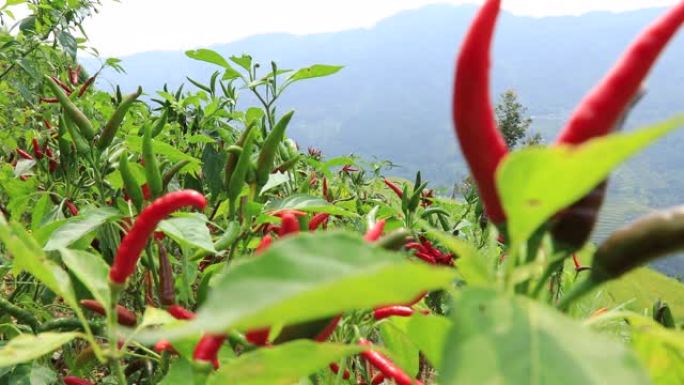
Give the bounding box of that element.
[2,0,684,384]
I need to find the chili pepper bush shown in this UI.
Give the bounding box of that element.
[2,1,684,384]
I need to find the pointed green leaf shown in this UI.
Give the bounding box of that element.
[497,116,684,245]
[0,332,81,368]
[44,207,119,251]
[207,341,363,385]
[59,248,111,310]
[439,288,649,385]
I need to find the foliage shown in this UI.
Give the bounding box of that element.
[0,2,683,385]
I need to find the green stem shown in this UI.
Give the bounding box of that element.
[531,258,564,299]
[556,277,600,311]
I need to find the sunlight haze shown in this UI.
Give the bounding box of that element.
[82,0,680,56]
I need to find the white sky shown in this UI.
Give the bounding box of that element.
[36,0,684,56]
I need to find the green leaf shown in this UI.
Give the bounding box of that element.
[625,315,684,385]
[259,172,291,196]
[0,332,81,368]
[207,341,363,385]
[264,194,355,217]
[159,357,197,385]
[287,65,343,82]
[439,288,650,385]
[379,319,420,377]
[159,214,216,253]
[0,217,78,309]
[230,55,252,71]
[405,314,451,368]
[201,144,227,198]
[59,249,111,310]
[497,116,684,245]
[142,232,455,341]
[44,207,119,251]
[185,49,230,68]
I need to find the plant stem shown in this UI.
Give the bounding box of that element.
[556,277,599,311]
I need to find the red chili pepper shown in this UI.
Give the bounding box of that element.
[78,75,97,97]
[404,242,428,254]
[329,363,351,380]
[43,119,53,131]
[322,177,330,202]
[45,147,58,173]
[363,220,386,242]
[154,339,178,354]
[572,254,582,271]
[32,138,43,159]
[383,178,404,199]
[63,376,94,385]
[556,3,684,144]
[453,0,508,224]
[192,334,225,369]
[308,213,330,231]
[245,328,270,346]
[256,234,273,255]
[141,184,152,200]
[371,373,386,385]
[50,76,73,95]
[65,200,79,217]
[414,251,437,264]
[109,190,207,284]
[16,148,33,160]
[167,304,195,320]
[342,165,359,173]
[39,97,59,104]
[359,339,424,385]
[314,315,341,341]
[79,299,137,327]
[273,209,307,217]
[373,306,415,320]
[278,213,300,237]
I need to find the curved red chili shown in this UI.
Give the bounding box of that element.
[359,339,424,385]
[16,148,33,160]
[383,178,404,198]
[373,306,415,320]
[329,363,351,380]
[256,234,273,255]
[63,376,94,385]
[193,334,226,369]
[32,138,43,159]
[453,0,507,224]
[154,339,178,354]
[167,304,195,320]
[65,200,79,217]
[79,299,137,327]
[278,213,300,237]
[109,190,207,284]
[245,328,270,346]
[364,220,386,242]
[556,3,684,144]
[308,213,330,231]
[314,315,341,341]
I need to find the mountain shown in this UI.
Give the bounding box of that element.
[86,4,684,276]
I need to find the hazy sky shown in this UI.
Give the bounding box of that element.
[75,0,678,56]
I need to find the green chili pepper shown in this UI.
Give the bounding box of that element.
[143,123,163,199]
[162,159,191,189]
[227,129,255,208]
[45,75,96,140]
[119,150,144,212]
[224,123,256,190]
[57,116,73,162]
[256,110,294,186]
[97,86,142,150]
[151,109,169,138]
[273,155,301,174]
[62,113,90,156]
